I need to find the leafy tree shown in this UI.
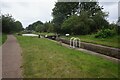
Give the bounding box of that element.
[2,14,23,33]
[44,22,54,32]
[26,21,54,33]
[80,2,103,17]
[92,11,109,32]
[35,24,44,32]
[0,15,2,33]
[62,12,93,35]
[26,21,43,31]
[52,2,79,33]
[109,23,120,35]
[2,14,15,33]
[61,15,79,34]
[14,21,23,32]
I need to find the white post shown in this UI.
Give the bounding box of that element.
[70,39,71,47]
[73,38,75,48]
[70,37,80,48]
[70,37,75,48]
[72,38,76,48]
[74,38,81,48]
[75,39,77,47]
[70,39,72,47]
[78,38,80,48]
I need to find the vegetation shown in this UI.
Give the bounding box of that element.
[61,34,119,48]
[0,34,7,45]
[26,1,110,35]
[52,1,109,34]
[95,29,116,38]
[26,21,43,31]
[26,21,54,33]
[17,36,119,78]
[2,1,119,79]
[25,1,119,39]
[52,2,79,33]
[1,14,23,33]
[61,13,93,35]
[22,1,119,49]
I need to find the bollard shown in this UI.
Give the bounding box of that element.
[38,35,40,38]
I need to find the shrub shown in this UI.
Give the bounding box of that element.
[61,13,91,35]
[95,29,115,38]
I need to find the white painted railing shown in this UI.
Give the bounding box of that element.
[70,37,80,48]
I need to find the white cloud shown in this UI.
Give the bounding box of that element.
[118,1,120,17]
[99,2,118,23]
[1,0,57,27]
[98,0,119,2]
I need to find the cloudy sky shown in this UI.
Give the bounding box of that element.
[1,0,119,28]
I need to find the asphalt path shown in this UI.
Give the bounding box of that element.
[2,35,22,78]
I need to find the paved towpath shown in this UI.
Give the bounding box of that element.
[2,35,22,78]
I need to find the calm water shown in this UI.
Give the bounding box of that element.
[22,34,38,37]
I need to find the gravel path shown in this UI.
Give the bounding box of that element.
[2,35,22,78]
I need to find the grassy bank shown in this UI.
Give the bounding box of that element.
[0,34,7,45]
[61,34,120,48]
[17,36,119,78]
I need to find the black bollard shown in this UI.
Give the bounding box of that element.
[38,35,40,38]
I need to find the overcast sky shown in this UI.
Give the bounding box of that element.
[0,0,119,28]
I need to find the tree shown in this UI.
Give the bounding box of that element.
[62,12,93,35]
[92,11,109,32]
[2,14,15,33]
[14,21,23,32]
[0,15,2,33]
[26,21,43,31]
[35,24,44,32]
[79,1,109,32]
[109,23,120,35]
[52,2,79,33]
[61,15,79,34]
[2,14,23,33]
[44,22,54,32]
[80,2,103,17]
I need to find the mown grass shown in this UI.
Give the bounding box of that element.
[17,36,119,78]
[0,34,7,45]
[61,34,120,48]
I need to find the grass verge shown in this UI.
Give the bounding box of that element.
[17,36,119,78]
[61,34,120,48]
[0,34,7,45]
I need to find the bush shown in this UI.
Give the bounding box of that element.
[95,29,115,38]
[61,13,91,35]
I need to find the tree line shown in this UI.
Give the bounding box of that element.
[1,14,23,33]
[26,21,54,33]
[26,1,119,36]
